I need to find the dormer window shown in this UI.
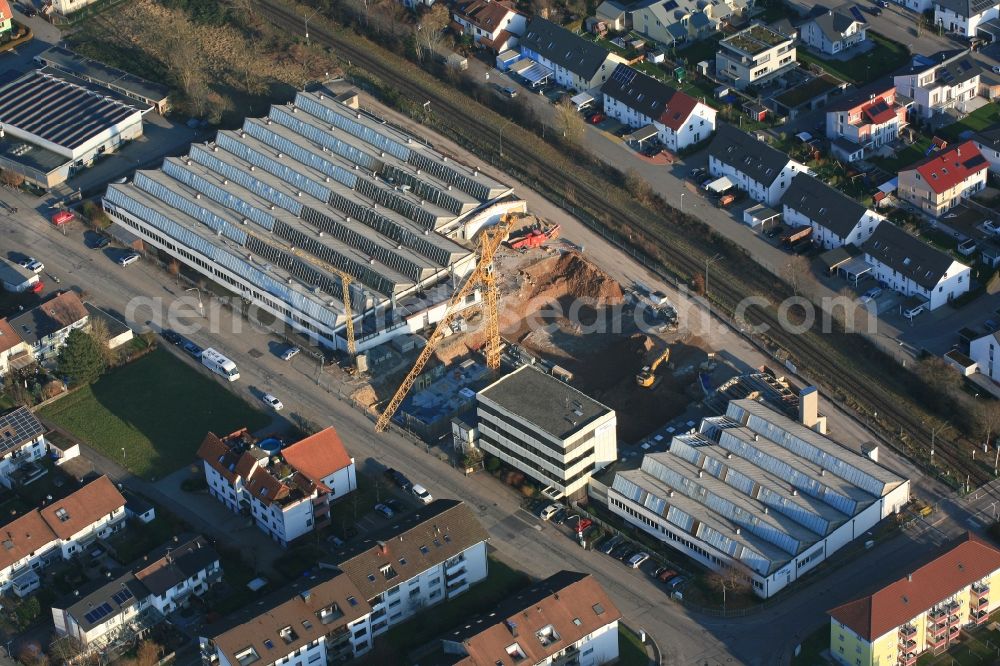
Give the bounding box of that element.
[279,626,299,644]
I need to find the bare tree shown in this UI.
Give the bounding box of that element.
[783,255,812,297]
[977,401,1000,449]
[553,98,586,145]
[135,640,161,666]
[706,567,751,607]
[88,317,117,368]
[413,3,450,60]
[0,169,24,187]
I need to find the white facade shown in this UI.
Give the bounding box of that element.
[0,539,60,594]
[863,255,970,310]
[452,7,527,46]
[0,431,46,489]
[716,25,796,90]
[782,204,883,249]
[48,0,107,14]
[934,2,1000,36]
[970,333,1000,382]
[894,56,981,120]
[905,0,935,11]
[53,597,143,648]
[602,93,716,151]
[800,17,866,55]
[58,506,127,558]
[708,155,808,207]
[518,45,625,93]
[369,541,489,636]
[973,136,1000,173]
[319,465,357,501]
[147,560,222,616]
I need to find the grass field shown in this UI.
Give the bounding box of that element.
[939,104,1000,142]
[872,136,933,172]
[797,34,910,86]
[40,348,269,480]
[618,625,652,665]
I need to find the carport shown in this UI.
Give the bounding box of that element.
[705,176,734,194]
[978,18,1000,42]
[743,203,781,228]
[570,91,595,111]
[818,245,855,274]
[625,124,659,146]
[838,256,872,285]
[512,60,552,88]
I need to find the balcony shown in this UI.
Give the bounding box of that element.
[973,608,989,625]
[927,632,948,649]
[897,651,917,666]
[897,636,916,652]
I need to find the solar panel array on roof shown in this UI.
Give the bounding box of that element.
[0,407,44,456]
[111,587,134,605]
[0,70,140,151]
[84,602,114,624]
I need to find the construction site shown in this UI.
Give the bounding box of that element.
[349,213,747,444]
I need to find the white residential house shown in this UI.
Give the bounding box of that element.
[0,406,48,489]
[199,571,375,665]
[972,126,1000,173]
[452,0,527,53]
[436,571,623,665]
[53,536,221,651]
[519,17,627,93]
[970,331,1000,383]
[473,365,618,499]
[934,0,1000,37]
[897,140,988,216]
[630,0,745,46]
[800,7,867,55]
[198,427,358,547]
[893,50,982,120]
[825,82,910,162]
[330,500,490,637]
[716,24,796,90]
[601,64,717,151]
[0,476,126,596]
[861,222,971,310]
[708,124,809,207]
[7,291,89,363]
[780,174,884,249]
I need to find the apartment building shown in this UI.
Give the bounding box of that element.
[200,571,374,666]
[934,0,1000,37]
[0,476,126,597]
[0,406,48,489]
[7,291,89,363]
[716,24,796,90]
[53,536,221,651]
[452,0,527,53]
[825,81,909,162]
[601,64,717,152]
[893,50,981,120]
[800,7,867,55]
[780,174,884,249]
[828,533,1000,666]
[331,500,489,637]
[198,427,357,546]
[433,571,622,665]
[969,330,999,382]
[519,17,627,93]
[708,123,809,207]
[473,365,617,498]
[607,396,910,598]
[860,222,971,310]
[898,141,988,216]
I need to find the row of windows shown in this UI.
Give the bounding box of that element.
[479,434,596,490]
[478,421,594,479]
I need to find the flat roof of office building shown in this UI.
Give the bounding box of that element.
[477,365,613,441]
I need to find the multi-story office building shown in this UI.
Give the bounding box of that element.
[474,365,617,498]
[829,533,1000,665]
[716,24,796,90]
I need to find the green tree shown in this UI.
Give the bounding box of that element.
[57,329,106,386]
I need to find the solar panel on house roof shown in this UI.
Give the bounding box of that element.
[111,588,134,605]
[83,602,114,624]
[0,407,44,456]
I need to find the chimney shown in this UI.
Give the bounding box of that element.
[300,589,312,603]
[799,386,819,428]
[907,573,912,582]
[378,540,388,555]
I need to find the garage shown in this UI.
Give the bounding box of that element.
[743,204,781,228]
[625,124,659,147]
[705,176,734,194]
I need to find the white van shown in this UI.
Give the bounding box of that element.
[117,252,141,267]
[201,347,240,381]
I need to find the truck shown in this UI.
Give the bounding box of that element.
[51,210,75,226]
[781,226,812,248]
[201,348,240,381]
[509,223,561,250]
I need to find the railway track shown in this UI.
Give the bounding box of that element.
[261,0,987,487]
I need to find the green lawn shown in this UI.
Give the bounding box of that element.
[676,36,722,67]
[791,624,831,666]
[618,625,652,665]
[797,34,910,85]
[40,348,269,479]
[938,103,1000,142]
[373,557,530,661]
[872,136,933,172]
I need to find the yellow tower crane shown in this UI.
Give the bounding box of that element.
[375,213,518,432]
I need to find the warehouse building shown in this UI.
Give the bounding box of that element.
[0,69,145,188]
[473,365,618,499]
[103,88,522,352]
[606,395,909,598]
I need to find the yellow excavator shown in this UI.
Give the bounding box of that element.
[636,344,670,389]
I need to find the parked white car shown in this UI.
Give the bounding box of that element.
[628,552,650,569]
[860,287,882,304]
[540,504,561,521]
[17,257,43,273]
[117,252,141,267]
[261,393,283,411]
[280,346,300,361]
[411,484,433,504]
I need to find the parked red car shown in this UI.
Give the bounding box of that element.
[587,112,606,124]
[51,210,75,226]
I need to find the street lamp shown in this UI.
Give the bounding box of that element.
[704,253,722,299]
[185,287,204,313]
[499,119,513,159]
[121,447,126,467]
[303,8,320,46]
